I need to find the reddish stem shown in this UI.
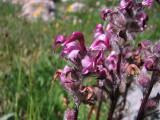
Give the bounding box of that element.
[96,90,103,120]
[107,87,119,120]
[74,104,79,120]
[107,99,118,120]
[87,105,95,120]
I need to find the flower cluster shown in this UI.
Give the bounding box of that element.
[53,0,160,120]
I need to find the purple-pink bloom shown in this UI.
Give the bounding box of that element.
[81,50,105,74]
[135,12,148,31]
[97,65,109,79]
[153,41,160,57]
[81,55,95,74]
[60,65,77,84]
[105,23,114,37]
[134,40,152,56]
[64,108,75,120]
[94,50,105,65]
[93,24,104,38]
[60,41,81,58]
[120,0,133,10]
[105,51,118,72]
[89,34,110,51]
[54,35,66,53]
[101,9,116,21]
[142,55,160,71]
[142,0,154,9]
[62,32,86,53]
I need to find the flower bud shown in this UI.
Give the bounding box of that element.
[137,72,151,92]
[64,108,75,120]
[153,41,160,57]
[145,99,159,111]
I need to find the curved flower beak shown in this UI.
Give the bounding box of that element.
[101,9,116,21]
[62,32,86,53]
[52,69,63,83]
[142,55,159,71]
[54,35,66,53]
[80,87,93,101]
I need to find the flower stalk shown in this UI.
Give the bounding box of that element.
[53,0,160,120]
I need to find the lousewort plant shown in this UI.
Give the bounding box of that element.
[53,0,160,120]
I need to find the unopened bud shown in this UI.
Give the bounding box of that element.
[145,99,159,111]
[137,72,151,92]
[64,108,75,120]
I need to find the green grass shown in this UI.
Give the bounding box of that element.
[0,1,160,120]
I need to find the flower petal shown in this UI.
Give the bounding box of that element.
[62,31,86,53]
[101,9,116,21]
[142,0,154,9]
[93,24,104,38]
[54,35,66,53]
[90,34,110,51]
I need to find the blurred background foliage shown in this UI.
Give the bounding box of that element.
[0,0,159,120]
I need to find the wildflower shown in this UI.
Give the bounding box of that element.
[101,9,116,21]
[39,6,43,11]
[33,11,40,18]
[137,72,151,92]
[73,16,77,26]
[65,5,73,13]
[43,27,48,32]
[86,20,90,24]
[53,1,160,120]
[55,23,59,28]
[142,55,159,71]
[93,24,104,38]
[105,51,118,72]
[89,34,110,51]
[64,107,75,120]
[142,0,154,9]
[73,22,77,26]
[78,19,82,23]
